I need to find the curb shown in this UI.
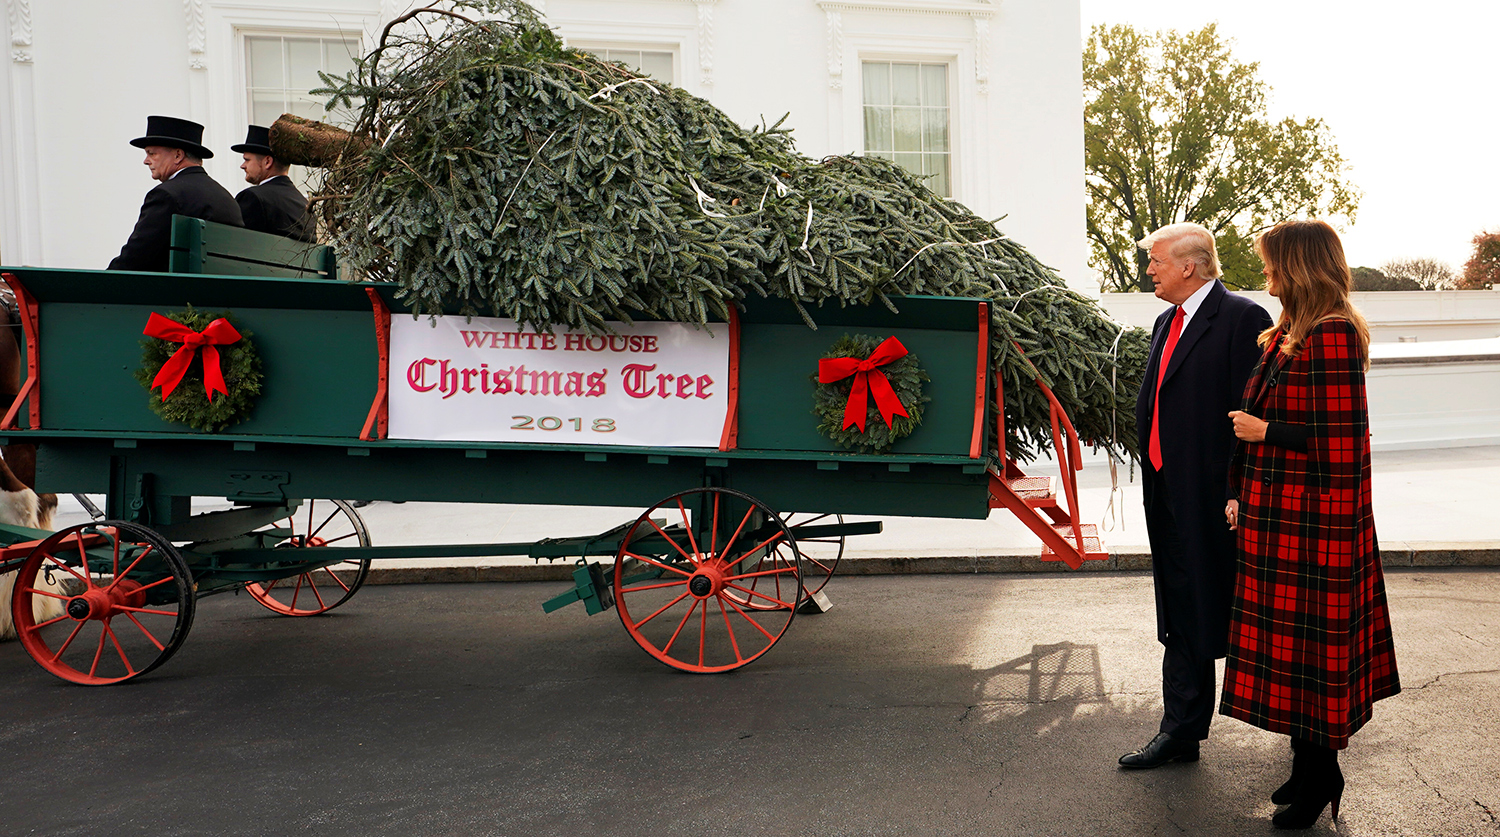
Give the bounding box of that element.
[359,540,1500,585]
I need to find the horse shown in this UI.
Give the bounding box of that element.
[0,455,62,640]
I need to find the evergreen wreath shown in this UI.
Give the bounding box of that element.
[135,306,263,432]
[812,333,929,453]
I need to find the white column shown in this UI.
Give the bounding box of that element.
[971,14,989,96]
[694,0,715,89]
[824,8,844,153]
[2,0,42,264]
[184,0,209,127]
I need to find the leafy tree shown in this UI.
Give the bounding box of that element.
[1460,231,1500,290]
[1351,266,1420,292]
[1380,258,1455,290]
[1084,23,1359,292]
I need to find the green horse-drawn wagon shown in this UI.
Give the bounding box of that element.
[1,218,1104,684]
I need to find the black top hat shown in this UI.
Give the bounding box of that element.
[130,115,214,159]
[231,124,274,156]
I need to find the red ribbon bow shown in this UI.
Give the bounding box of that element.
[143,312,242,402]
[817,336,911,432]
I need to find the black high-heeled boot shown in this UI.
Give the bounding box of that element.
[1272,742,1344,829]
[1271,736,1308,805]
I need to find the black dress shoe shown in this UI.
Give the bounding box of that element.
[1118,732,1200,769]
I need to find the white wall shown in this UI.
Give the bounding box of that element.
[1,0,1089,291]
[548,0,1088,290]
[1100,289,1500,343]
[0,0,385,269]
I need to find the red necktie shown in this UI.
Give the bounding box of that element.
[1148,306,1186,471]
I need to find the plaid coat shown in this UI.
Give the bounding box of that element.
[1220,318,1400,749]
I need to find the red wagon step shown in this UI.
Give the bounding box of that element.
[1040,524,1106,562]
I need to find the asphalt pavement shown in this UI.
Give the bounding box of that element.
[2,570,1496,836]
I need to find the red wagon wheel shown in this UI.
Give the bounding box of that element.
[722,511,840,613]
[774,511,845,602]
[614,487,803,673]
[12,521,195,686]
[244,499,372,616]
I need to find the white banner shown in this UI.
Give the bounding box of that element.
[388,315,730,447]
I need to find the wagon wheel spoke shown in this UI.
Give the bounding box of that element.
[319,566,354,593]
[245,500,372,616]
[716,597,743,663]
[104,544,155,592]
[779,511,844,600]
[102,622,137,676]
[723,597,778,643]
[122,611,168,651]
[631,591,694,631]
[723,582,794,610]
[661,600,698,656]
[621,551,693,578]
[614,487,803,674]
[308,507,342,540]
[644,517,698,565]
[677,499,702,562]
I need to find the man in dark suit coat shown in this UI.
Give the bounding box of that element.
[1118,222,1272,769]
[232,125,316,243]
[109,115,243,272]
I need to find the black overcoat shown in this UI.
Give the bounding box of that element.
[236,176,315,242]
[1135,280,1271,660]
[108,167,243,272]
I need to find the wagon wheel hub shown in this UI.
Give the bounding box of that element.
[687,567,724,599]
[66,597,94,620]
[65,578,148,621]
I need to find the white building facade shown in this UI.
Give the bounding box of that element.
[0,0,1088,288]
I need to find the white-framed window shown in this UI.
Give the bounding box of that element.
[245,34,362,128]
[862,60,951,197]
[576,46,676,85]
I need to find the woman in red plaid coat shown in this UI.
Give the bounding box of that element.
[1222,220,1400,830]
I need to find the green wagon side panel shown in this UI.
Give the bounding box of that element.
[39,304,376,437]
[736,295,985,457]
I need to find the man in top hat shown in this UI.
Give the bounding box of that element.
[108,115,243,272]
[232,125,316,243]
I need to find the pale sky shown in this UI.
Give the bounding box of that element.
[1079,0,1500,273]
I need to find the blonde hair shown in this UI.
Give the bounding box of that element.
[1255,219,1371,371]
[1137,222,1221,279]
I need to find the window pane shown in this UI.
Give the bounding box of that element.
[891,63,920,106]
[892,107,921,153]
[248,37,283,89]
[289,95,324,121]
[638,50,673,83]
[613,50,643,72]
[862,62,890,106]
[287,39,324,90]
[922,108,948,153]
[863,107,892,152]
[252,93,285,127]
[922,64,947,107]
[580,48,676,84]
[893,152,922,177]
[325,40,360,80]
[926,155,950,197]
